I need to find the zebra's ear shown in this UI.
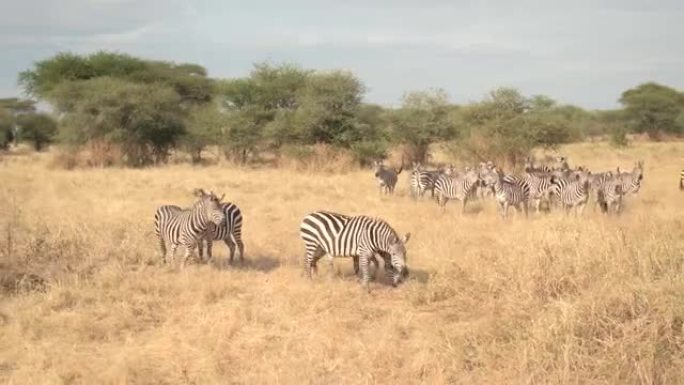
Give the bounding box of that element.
[402,233,411,244]
[193,188,206,197]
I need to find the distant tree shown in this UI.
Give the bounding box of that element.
[0,107,13,150]
[16,113,57,151]
[20,51,214,106]
[293,71,365,147]
[52,77,184,166]
[390,89,455,163]
[455,88,579,166]
[619,82,684,139]
[180,105,225,163]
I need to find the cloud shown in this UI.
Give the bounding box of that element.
[0,0,682,108]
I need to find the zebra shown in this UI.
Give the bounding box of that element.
[481,168,529,219]
[154,189,226,268]
[680,169,684,191]
[434,168,481,214]
[616,161,644,196]
[198,200,245,265]
[520,171,555,213]
[550,172,591,215]
[373,159,404,195]
[409,162,441,199]
[595,176,623,215]
[300,211,410,292]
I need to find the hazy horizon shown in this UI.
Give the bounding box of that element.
[2,0,683,109]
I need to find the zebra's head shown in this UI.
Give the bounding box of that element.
[443,164,455,176]
[631,160,644,192]
[480,167,501,189]
[373,160,385,176]
[387,232,411,286]
[193,189,226,226]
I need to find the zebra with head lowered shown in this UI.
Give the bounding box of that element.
[196,191,245,265]
[154,189,226,268]
[481,168,529,219]
[434,166,480,214]
[373,159,404,195]
[300,211,410,292]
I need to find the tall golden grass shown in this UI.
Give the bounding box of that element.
[0,142,683,384]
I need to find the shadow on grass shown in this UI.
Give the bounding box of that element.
[210,255,281,273]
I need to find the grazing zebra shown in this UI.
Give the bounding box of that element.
[616,161,644,196]
[300,211,410,291]
[409,162,441,199]
[550,172,591,215]
[198,200,245,265]
[680,169,684,191]
[481,168,529,219]
[434,169,481,213]
[154,189,226,268]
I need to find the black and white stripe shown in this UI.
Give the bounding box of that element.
[409,162,441,199]
[680,169,684,191]
[482,168,529,218]
[198,201,245,264]
[434,170,481,213]
[300,211,410,291]
[373,160,403,195]
[154,189,226,268]
[616,161,644,196]
[521,172,555,213]
[550,173,591,215]
[596,176,623,215]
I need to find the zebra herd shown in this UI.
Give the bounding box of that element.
[154,190,410,292]
[374,156,646,218]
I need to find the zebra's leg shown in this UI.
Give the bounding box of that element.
[353,256,360,276]
[358,252,372,293]
[181,244,195,269]
[305,247,325,279]
[578,203,586,216]
[523,201,529,218]
[168,244,177,265]
[327,254,336,278]
[224,237,236,264]
[205,239,213,264]
[159,237,167,263]
[461,197,468,214]
[371,254,380,280]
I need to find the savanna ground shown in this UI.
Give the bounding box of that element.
[0,142,683,385]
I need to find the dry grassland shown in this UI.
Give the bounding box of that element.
[0,142,683,384]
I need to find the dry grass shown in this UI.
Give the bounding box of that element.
[0,142,683,385]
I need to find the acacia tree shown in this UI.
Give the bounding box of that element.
[390,89,456,163]
[619,82,684,139]
[52,78,184,166]
[16,113,58,151]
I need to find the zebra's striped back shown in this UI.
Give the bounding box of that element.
[434,170,480,201]
[300,211,410,290]
[201,201,245,263]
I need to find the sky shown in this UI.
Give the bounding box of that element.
[1,0,682,109]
